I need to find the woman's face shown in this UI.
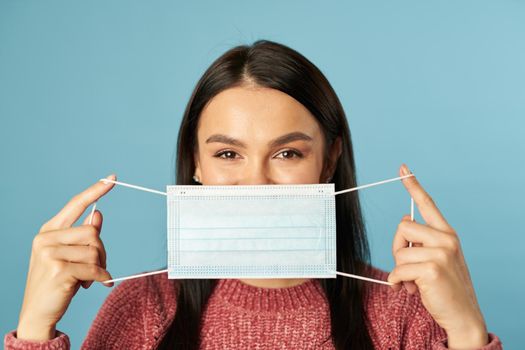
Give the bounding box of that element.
[194,86,341,186]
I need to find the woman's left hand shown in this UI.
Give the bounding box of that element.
[388,164,488,349]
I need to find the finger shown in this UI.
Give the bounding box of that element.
[392,215,411,256]
[395,215,419,294]
[54,248,101,288]
[43,174,116,231]
[81,210,104,289]
[48,245,102,265]
[38,226,107,269]
[392,220,453,255]
[399,164,453,233]
[388,263,423,285]
[394,246,452,266]
[82,209,103,232]
[388,261,442,286]
[66,262,114,287]
[403,281,418,294]
[82,210,106,269]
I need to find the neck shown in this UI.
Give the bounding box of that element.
[238,278,309,288]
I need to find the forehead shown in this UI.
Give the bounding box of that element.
[197,86,323,143]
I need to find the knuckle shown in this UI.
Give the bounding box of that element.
[394,249,405,265]
[392,250,399,264]
[426,262,441,280]
[39,221,51,233]
[71,194,89,209]
[394,222,411,241]
[85,226,100,239]
[88,264,100,277]
[444,235,460,253]
[69,194,81,207]
[387,268,397,281]
[392,237,402,256]
[87,246,100,264]
[49,260,67,278]
[61,282,78,295]
[91,238,104,252]
[90,224,101,235]
[423,194,435,207]
[32,234,46,249]
[390,266,403,280]
[397,220,410,234]
[435,248,450,264]
[39,246,55,260]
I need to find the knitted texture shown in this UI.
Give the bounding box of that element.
[5,268,502,349]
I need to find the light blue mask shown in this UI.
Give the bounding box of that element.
[167,184,336,279]
[98,174,414,285]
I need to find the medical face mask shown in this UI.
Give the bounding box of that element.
[95,173,414,286]
[167,183,336,279]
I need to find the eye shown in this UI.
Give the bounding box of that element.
[275,149,303,160]
[214,150,239,160]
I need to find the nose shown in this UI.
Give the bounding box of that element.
[238,159,273,185]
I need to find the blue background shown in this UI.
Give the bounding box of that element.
[1,1,523,348]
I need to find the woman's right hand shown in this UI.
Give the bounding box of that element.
[16,175,117,341]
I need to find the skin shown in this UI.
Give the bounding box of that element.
[193,86,341,288]
[18,85,488,349]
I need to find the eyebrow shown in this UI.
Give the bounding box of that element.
[205,132,313,148]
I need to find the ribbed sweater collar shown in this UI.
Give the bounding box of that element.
[213,278,326,313]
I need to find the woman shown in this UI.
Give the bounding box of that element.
[6,40,501,349]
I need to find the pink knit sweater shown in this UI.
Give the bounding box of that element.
[5,268,502,349]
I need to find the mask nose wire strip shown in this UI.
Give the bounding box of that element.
[96,174,414,285]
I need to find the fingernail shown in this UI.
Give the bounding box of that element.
[401,164,410,176]
[102,174,116,185]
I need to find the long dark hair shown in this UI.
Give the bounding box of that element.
[159,40,373,349]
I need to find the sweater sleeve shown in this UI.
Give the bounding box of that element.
[364,267,503,350]
[80,276,150,349]
[4,330,70,350]
[3,277,148,350]
[402,291,503,350]
[81,272,178,349]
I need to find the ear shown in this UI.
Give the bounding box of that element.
[193,152,202,180]
[322,137,342,182]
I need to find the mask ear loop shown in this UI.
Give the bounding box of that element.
[409,197,414,247]
[89,197,169,284]
[96,174,415,285]
[88,202,97,225]
[331,173,415,286]
[90,179,168,284]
